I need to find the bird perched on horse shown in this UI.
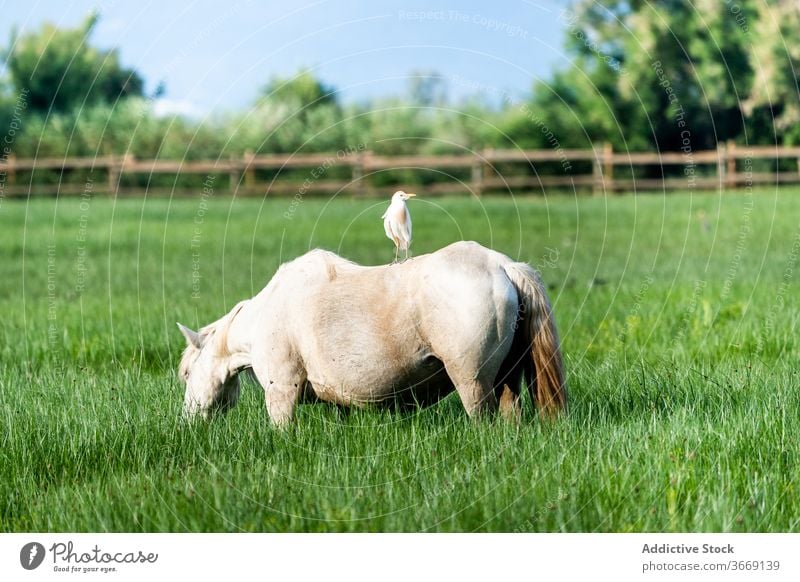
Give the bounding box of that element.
[382,190,416,262]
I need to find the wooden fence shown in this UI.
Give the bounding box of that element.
[2,142,800,198]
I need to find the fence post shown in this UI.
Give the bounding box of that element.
[244,150,255,191]
[726,140,737,188]
[121,153,134,195]
[471,153,483,197]
[603,142,614,192]
[592,145,605,195]
[717,141,727,191]
[108,156,119,195]
[229,154,239,194]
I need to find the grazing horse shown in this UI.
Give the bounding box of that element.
[177,241,566,424]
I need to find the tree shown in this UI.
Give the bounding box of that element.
[257,69,337,112]
[522,0,781,151]
[0,77,20,140]
[242,70,343,153]
[5,12,144,113]
[743,0,800,144]
[408,70,447,107]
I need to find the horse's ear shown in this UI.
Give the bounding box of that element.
[177,322,203,349]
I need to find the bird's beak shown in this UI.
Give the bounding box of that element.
[406,193,417,198]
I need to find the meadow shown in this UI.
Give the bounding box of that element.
[0,189,798,532]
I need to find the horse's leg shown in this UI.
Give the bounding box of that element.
[265,382,303,426]
[456,378,498,418]
[251,361,305,426]
[445,364,498,418]
[498,384,522,422]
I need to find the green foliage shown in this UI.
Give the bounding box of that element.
[232,99,347,154]
[0,79,15,123]
[523,0,793,151]
[5,13,143,114]
[744,0,800,143]
[222,69,344,154]
[258,69,337,111]
[10,98,231,160]
[1,5,800,164]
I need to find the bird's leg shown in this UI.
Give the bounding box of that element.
[405,247,410,261]
[393,245,399,264]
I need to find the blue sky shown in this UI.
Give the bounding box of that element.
[2,0,570,116]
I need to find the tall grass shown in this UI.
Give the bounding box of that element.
[0,190,798,531]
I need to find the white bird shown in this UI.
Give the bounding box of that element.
[381,190,416,262]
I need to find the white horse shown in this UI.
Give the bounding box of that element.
[177,241,566,424]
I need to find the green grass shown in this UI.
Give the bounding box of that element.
[1,189,798,532]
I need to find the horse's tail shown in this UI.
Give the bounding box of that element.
[501,261,566,418]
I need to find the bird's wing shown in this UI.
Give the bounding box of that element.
[383,214,396,241]
[389,204,412,250]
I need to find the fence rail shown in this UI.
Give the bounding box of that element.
[2,142,800,198]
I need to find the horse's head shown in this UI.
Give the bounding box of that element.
[177,322,241,419]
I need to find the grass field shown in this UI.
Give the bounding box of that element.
[1,189,798,532]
